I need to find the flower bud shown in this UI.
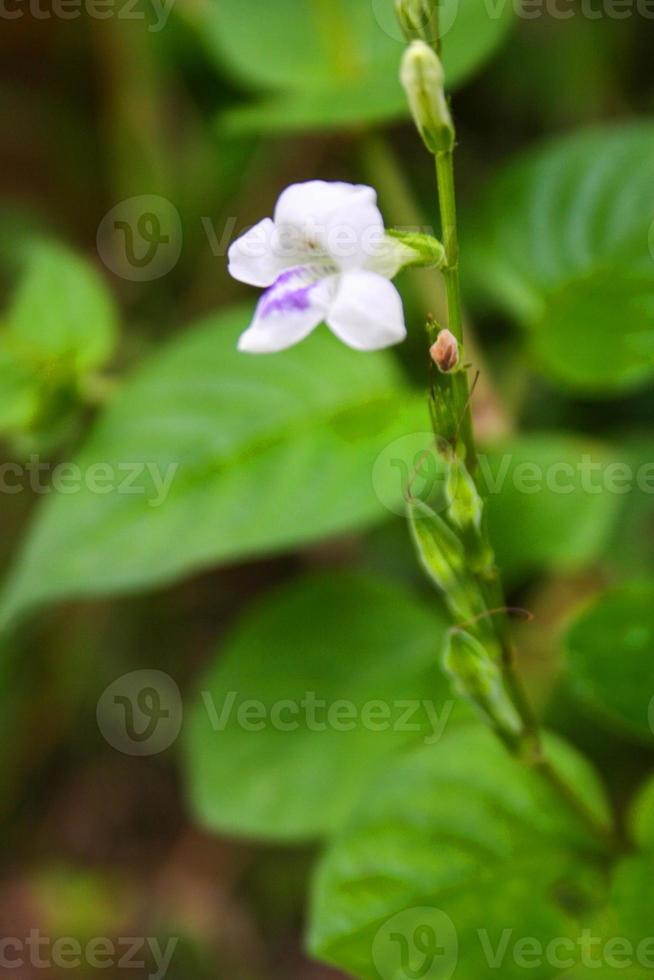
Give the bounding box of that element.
[395,0,439,44]
[430,328,459,373]
[407,497,487,624]
[443,629,521,734]
[443,628,499,700]
[400,41,454,154]
[387,230,446,271]
[446,452,483,532]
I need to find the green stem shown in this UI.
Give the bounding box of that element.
[428,103,619,857]
[433,149,476,471]
[360,135,511,444]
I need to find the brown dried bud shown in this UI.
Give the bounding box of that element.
[430,329,459,373]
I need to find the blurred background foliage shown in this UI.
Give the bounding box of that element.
[0,0,653,976]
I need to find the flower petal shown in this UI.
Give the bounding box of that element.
[326,270,407,351]
[228,218,286,287]
[274,181,385,273]
[238,269,338,354]
[274,181,376,227]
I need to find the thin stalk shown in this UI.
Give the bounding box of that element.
[429,113,619,857]
[360,135,511,443]
[433,148,476,471]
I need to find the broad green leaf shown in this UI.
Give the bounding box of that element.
[7,240,118,374]
[0,306,426,628]
[560,855,654,979]
[565,582,654,743]
[628,774,654,852]
[607,855,654,945]
[0,341,39,432]
[220,79,408,137]
[309,724,611,979]
[467,123,654,393]
[606,436,654,578]
[481,434,620,579]
[194,0,514,131]
[184,572,460,842]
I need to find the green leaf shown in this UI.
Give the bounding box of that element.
[554,855,654,979]
[7,240,118,374]
[607,855,654,945]
[565,582,654,743]
[0,340,39,432]
[220,79,409,137]
[184,571,459,842]
[0,306,426,628]
[628,774,654,852]
[482,434,621,580]
[468,123,654,393]
[606,436,654,579]
[309,724,610,979]
[195,0,514,131]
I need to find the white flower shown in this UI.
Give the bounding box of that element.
[228,181,410,354]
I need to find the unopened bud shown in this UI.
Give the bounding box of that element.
[430,328,459,373]
[395,0,439,44]
[443,629,521,734]
[387,230,446,272]
[400,41,454,154]
[446,453,483,532]
[443,628,499,700]
[407,497,487,624]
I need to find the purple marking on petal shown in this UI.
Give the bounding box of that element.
[259,267,320,319]
[272,267,303,286]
